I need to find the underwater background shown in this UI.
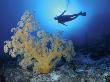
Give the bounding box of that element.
[0,0,110,82]
[0,0,110,56]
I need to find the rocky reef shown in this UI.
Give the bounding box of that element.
[2,57,110,82]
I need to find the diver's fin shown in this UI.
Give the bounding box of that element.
[79,11,86,16]
[81,12,86,16]
[82,12,86,16]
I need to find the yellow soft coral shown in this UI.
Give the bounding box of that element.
[4,11,75,74]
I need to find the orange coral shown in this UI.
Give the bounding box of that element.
[4,11,75,74]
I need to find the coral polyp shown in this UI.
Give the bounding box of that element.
[4,11,75,74]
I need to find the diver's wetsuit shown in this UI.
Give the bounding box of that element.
[57,14,79,24]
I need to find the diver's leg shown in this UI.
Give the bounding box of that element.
[71,15,79,19]
[68,14,78,17]
[72,11,86,17]
[66,17,76,21]
[63,14,79,22]
[64,14,79,18]
[67,15,79,21]
[72,14,79,16]
[70,12,86,21]
[76,12,86,16]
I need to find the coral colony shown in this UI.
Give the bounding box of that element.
[4,11,75,74]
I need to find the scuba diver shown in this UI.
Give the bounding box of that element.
[54,10,86,26]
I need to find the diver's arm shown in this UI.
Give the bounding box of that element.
[60,10,66,16]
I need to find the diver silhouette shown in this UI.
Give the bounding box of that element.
[54,10,86,26]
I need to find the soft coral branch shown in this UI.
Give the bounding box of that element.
[4,10,75,74]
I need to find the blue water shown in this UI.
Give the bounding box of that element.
[0,0,110,56]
